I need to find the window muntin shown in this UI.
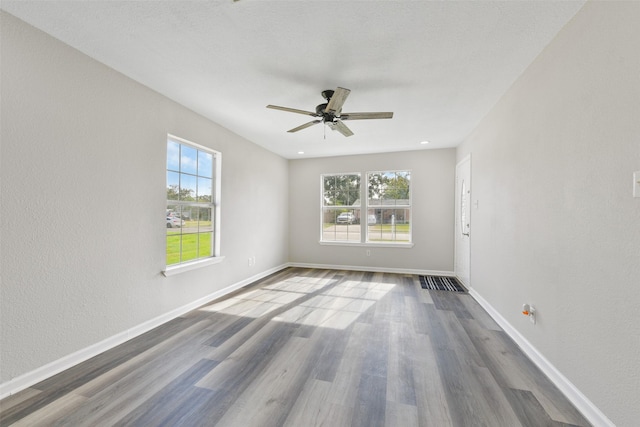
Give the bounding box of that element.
[166,137,218,266]
[367,171,411,243]
[321,174,361,242]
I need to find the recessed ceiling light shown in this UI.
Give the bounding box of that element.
[298,151,305,155]
[420,140,430,145]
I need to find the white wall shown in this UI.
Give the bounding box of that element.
[288,149,456,273]
[0,12,288,386]
[457,1,640,425]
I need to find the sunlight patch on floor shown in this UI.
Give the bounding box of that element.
[199,276,395,330]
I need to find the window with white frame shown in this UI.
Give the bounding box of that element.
[166,136,220,266]
[320,170,411,244]
[321,173,361,242]
[367,170,411,243]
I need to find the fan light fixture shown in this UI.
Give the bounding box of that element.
[267,87,393,137]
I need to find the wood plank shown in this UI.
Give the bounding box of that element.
[327,322,370,408]
[0,388,41,413]
[386,320,417,406]
[458,293,502,330]
[385,400,419,427]
[9,392,87,427]
[410,332,453,426]
[283,379,352,427]
[211,336,313,427]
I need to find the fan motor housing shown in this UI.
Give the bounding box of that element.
[316,103,337,122]
[315,103,328,115]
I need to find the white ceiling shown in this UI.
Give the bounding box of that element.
[2,1,585,159]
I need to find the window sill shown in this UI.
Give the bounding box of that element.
[162,256,225,277]
[319,241,414,248]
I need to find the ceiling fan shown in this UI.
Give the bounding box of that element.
[266,87,393,137]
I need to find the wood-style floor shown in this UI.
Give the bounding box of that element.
[1,268,590,426]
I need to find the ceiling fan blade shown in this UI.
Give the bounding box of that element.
[288,120,322,133]
[340,112,394,120]
[325,87,351,114]
[267,105,319,117]
[328,120,354,137]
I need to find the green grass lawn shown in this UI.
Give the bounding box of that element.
[167,232,212,265]
[368,224,410,232]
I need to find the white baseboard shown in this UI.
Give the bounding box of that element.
[468,288,614,427]
[288,262,454,277]
[0,263,289,400]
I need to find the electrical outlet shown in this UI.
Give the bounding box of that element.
[634,171,640,198]
[522,304,536,325]
[366,249,371,256]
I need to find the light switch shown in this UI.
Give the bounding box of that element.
[635,171,640,198]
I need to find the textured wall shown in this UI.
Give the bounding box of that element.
[456,1,640,425]
[0,12,288,384]
[288,149,456,272]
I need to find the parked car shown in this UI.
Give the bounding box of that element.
[336,212,357,224]
[167,216,185,228]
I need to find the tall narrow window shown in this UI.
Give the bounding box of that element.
[321,173,361,242]
[367,170,411,243]
[166,136,219,266]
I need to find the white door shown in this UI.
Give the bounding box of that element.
[455,155,471,287]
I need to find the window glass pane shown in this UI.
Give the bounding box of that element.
[324,191,335,206]
[198,151,213,178]
[166,205,183,230]
[180,207,195,225]
[167,140,180,171]
[197,177,212,202]
[197,207,213,233]
[323,175,336,193]
[166,235,181,265]
[322,209,337,241]
[323,208,360,242]
[346,190,360,206]
[347,175,360,191]
[385,171,410,204]
[180,145,198,175]
[180,234,198,262]
[368,172,383,205]
[167,171,180,201]
[368,208,410,242]
[198,233,212,258]
[180,173,197,201]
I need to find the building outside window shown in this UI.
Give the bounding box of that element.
[166,136,220,266]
